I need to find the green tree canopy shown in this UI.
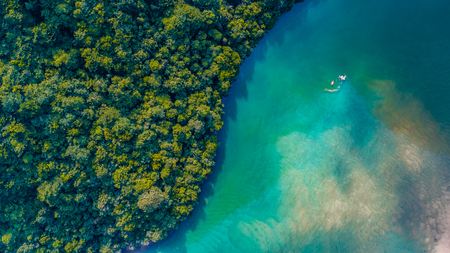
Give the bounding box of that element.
[0,0,301,251]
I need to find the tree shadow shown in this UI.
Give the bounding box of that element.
[129,2,311,252]
[129,25,268,253]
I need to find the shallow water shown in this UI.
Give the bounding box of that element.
[141,0,450,252]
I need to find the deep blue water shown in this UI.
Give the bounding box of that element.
[138,0,450,252]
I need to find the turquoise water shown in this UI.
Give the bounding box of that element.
[140,0,450,252]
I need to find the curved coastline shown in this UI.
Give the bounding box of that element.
[0,0,304,252]
[141,0,450,252]
[2,0,450,252]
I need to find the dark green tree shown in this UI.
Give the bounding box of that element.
[0,0,302,251]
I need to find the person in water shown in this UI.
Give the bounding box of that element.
[325,75,346,92]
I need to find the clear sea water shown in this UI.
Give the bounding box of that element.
[140,0,450,252]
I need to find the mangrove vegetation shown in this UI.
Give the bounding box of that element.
[0,0,300,251]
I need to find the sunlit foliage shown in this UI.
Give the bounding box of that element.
[0,0,300,251]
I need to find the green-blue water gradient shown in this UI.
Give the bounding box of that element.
[140,0,450,252]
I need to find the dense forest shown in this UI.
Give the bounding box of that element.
[0,0,300,252]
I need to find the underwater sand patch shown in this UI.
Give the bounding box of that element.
[368,80,450,156]
[276,129,397,244]
[274,105,450,251]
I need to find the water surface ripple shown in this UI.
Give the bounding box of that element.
[141,0,450,252]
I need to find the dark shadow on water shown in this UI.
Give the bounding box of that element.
[132,47,265,253]
[129,2,312,252]
[261,0,317,48]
